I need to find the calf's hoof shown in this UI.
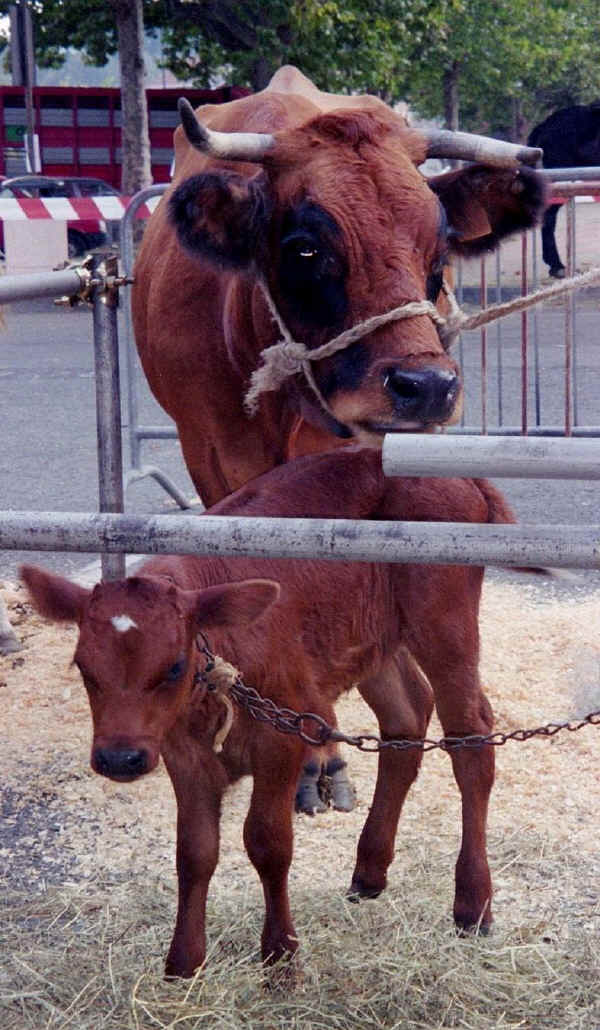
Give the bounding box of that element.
[549,264,566,279]
[454,898,492,937]
[347,876,384,903]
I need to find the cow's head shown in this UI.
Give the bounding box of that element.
[168,102,545,442]
[21,565,279,781]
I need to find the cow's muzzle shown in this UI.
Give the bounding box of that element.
[92,745,151,782]
[383,365,460,424]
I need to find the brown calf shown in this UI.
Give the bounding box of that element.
[22,448,513,978]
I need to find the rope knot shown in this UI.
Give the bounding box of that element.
[200,652,239,753]
[245,340,309,414]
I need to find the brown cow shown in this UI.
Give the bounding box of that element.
[132,66,543,810]
[133,67,544,504]
[22,447,514,978]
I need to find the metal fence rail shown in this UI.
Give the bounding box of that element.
[382,433,600,479]
[3,509,599,569]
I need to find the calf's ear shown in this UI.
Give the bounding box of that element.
[187,579,280,629]
[20,565,90,624]
[168,169,270,269]
[428,165,546,257]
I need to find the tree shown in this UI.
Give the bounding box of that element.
[0,0,152,193]
[109,0,151,193]
[2,0,599,147]
[405,0,600,139]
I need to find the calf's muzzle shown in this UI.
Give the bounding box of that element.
[383,365,460,424]
[93,745,150,781]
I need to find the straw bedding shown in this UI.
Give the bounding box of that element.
[1,571,599,1029]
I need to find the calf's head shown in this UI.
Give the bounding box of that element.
[21,565,279,781]
[169,103,545,441]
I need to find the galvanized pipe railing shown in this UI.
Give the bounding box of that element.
[118,184,191,509]
[382,433,600,479]
[2,509,599,569]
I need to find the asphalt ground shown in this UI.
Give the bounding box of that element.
[1,208,599,599]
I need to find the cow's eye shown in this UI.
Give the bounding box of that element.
[282,233,320,263]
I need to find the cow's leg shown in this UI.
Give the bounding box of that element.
[295,757,328,814]
[350,648,434,898]
[162,750,228,978]
[295,741,355,814]
[541,204,565,277]
[245,731,305,964]
[403,573,494,933]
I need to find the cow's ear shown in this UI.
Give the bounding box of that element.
[20,564,90,624]
[168,170,270,269]
[428,165,546,257]
[187,579,280,630]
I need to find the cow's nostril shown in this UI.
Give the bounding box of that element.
[383,367,459,421]
[94,749,110,776]
[123,749,148,774]
[383,371,422,401]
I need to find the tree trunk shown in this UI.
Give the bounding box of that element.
[510,95,526,142]
[251,55,277,91]
[109,0,152,196]
[443,60,460,132]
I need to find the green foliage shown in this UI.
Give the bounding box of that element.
[2,0,600,137]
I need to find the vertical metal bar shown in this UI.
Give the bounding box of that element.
[457,258,465,426]
[571,198,578,426]
[480,255,487,434]
[119,185,166,472]
[495,248,503,426]
[92,253,126,581]
[121,200,141,471]
[531,228,541,426]
[520,233,528,435]
[564,198,574,436]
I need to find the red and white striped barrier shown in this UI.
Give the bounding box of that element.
[0,195,162,220]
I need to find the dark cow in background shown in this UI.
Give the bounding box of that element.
[132,66,544,811]
[528,102,600,277]
[22,447,516,979]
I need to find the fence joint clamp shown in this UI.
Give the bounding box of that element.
[53,253,134,308]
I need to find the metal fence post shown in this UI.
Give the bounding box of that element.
[92,252,126,581]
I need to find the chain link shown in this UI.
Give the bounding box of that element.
[197,637,600,753]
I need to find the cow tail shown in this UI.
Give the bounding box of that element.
[473,477,550,575]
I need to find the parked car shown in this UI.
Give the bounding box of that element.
[0,174,121,258]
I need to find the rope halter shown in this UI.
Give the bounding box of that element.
[243,265,600,418]
[244,280,463,417]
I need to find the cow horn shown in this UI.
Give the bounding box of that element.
[178,97,276,162]
[423,128,542,168]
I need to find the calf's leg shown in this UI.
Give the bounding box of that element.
[404,569,494,932]
[245,731,305,964]
[350,648,434,898]
[162,749,228,978]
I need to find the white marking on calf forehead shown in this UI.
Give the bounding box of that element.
[111,614,139,633]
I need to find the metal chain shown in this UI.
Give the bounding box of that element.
[197,636,600,753]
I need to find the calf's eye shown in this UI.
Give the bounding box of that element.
[165,658,186,682]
